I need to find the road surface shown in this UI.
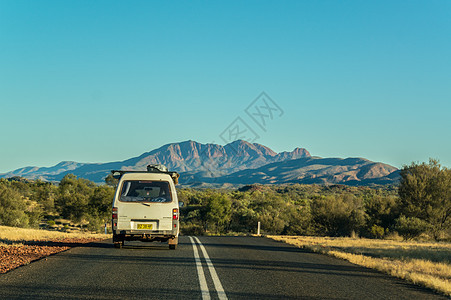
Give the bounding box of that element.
[0,236,446,299]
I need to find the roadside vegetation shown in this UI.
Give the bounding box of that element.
[0,159,449,241]
[0,174,114,233]
[268,235,451,297]
[179,159,450,241]
[0,225,109,247]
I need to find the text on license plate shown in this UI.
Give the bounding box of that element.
[137,224,153,230]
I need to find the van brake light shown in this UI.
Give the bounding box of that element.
[172,208,178,220]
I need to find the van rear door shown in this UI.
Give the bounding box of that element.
[116,179,175,231]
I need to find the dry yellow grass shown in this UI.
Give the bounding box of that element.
[268,235,451,297]
[0,226,110,274]
[0,225,110,246]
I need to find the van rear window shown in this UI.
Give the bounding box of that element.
[119,180,172,203]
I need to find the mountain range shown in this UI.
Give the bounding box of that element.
[0,140,399,186]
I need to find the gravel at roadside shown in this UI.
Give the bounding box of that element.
[0,238,103,274]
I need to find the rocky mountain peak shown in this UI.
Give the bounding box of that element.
[0,140,398,186]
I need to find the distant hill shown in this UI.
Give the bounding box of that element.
[0,161,86,180]
[206,157,399,186]
[0,140,399,186]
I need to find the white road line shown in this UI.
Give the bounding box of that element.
[194,236,228,300]
[189,236,210,300]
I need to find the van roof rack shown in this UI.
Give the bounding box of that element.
[111,164,180,184]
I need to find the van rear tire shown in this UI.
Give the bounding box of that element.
[113,236,124,249]
[169,244,177,250]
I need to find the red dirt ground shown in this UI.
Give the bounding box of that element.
[0,238,103,274]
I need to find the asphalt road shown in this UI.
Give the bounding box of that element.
[0,236,447,299]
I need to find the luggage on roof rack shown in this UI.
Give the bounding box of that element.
[111,164,180,184]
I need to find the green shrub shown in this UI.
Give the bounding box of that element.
[370,225,385,239]
[395,215,430,240]
[86,215,105,233]
[0,185,29,227]
[181,223,204,236]
[398,159,451,240]
[310,194,365,236]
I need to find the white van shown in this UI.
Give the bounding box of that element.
[111,165,180,249]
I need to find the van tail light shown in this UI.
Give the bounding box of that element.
[112,207,118,230]
[172,208,178,220]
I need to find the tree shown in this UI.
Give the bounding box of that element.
[205,193,232,233]
[398,159,451,240]
[248,191,292,235]
[229,191,257,233]
[0,185,29,227]
[310,194,366,237]
[364,194,398,237]
[56,174,95,222]
[105,173,119,188]
[31,180,56,212]
[88,185,115,222]
[395,215,430,240]
[281,205,312,235]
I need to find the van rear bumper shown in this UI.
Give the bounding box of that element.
[115,229,176,236]
[113,230,178,243]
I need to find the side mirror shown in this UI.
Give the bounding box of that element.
[179,202,184,208]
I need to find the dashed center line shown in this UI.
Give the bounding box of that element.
[190,236,228,300]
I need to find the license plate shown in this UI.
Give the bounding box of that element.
[137,224,153,230]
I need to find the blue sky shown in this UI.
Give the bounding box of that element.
[1,0,450,173]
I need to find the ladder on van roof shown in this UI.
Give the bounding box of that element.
[111,164,180,184]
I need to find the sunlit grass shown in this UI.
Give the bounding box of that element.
[268,235,451,297]
[0,225,110,246]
